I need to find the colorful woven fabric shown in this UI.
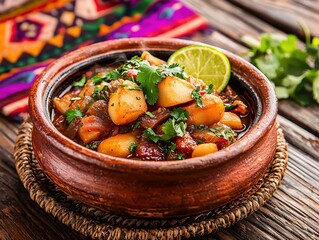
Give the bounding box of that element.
[0,0,207,121]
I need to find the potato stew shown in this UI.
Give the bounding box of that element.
[52,51,252,160]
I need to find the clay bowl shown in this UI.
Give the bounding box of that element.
[29,38,277,218]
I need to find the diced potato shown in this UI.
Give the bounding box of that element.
[108,81,147,125]
[141,51,165,65]
[191,129,220,143]
[53,93,74,114]
[78,116,106,144]
[220,112,243,130]
[183,94,225,126]
[97,132,137,158]
[192,143,218,158]
[79,80,95,97]
[157,76,195,107]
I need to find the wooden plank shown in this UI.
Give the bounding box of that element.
[278,100,319,137]
[277,115,319,159]
[183,0,283,41]
[0,127,87,240]
[229,0,319,38]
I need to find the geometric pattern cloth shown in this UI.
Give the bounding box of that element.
[0,0,208,121]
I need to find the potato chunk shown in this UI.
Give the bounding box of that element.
[53,92,74,114]
[220,112,243,130]
[141,51,165,65]
[192,143,218,158]
[108,81,147,125]
[157,76,195,107]
[97,133,137,158]
[78,116,106,144]
[183,94,225,126]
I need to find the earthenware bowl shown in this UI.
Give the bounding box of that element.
[29,38,277,218]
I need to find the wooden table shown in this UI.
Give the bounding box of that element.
[1,1,318,239]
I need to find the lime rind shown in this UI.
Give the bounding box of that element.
[167,45,231,92]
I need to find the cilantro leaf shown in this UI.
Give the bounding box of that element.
[91,70,120,85]
[244,33,319,105]
[192,86,203,107]
[160,63,187,79]
[145,111,155,118]
[224,103,239,111]
[161,119,186,140]
[143,128,161,143]
[170,107,189,122]
[206,84,214,94]
[85,142,98,150]
[65,107,82,124]
[72,75,86,87]
[136,63,162,105]
[129,142,138,152]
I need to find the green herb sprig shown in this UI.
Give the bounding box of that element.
[243,33,319,105]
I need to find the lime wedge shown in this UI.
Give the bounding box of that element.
[167,45,231,92]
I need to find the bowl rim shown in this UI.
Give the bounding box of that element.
[29,37,277,174]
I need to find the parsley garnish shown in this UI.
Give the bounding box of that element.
[145,111,155,118]
[136,63,162,105]
[143,118,187,143]
[91,70,121,85]
[65,107,82,124]
[72,75,86,87]
[143,128,161,143]
[170,107,189,122]
[117,84,141,90]
[224,103,238,111]
[244,33,319,105]
[129,142,138,152]
[206,84,214,94]
[85,142,98,150]
[132,121,141,131]
[192,86,203,107]
[161,119,186,140]
[209,127,237,143]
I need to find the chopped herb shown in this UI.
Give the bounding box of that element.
[136,63,162,105]
[118,84,141,90]
[224,103,238,111]
[85,142,98,150]
[145,111,155,118]
[176,154,185,160]
[91,87,107,100]
[129,142,138,152]
[65,107,82,124]
[206,84,214,94]
[132,121,141,131]
[209,127,237,143]
[110,102,115,107]
[91,87,100,98]
[161,118,186,141]
[243,33,319,105]
[194,139,204,144]
[197,124,206,130]
[160,63,187,80]
[91,70,121,85]
[170,107,189,122]
[72,75,86,87]
[136,61,187,105]
[70,97,82,101]
[192,86,203,107]
[136,96,141,100]
[143,128,161,143]
[143,118,186,143]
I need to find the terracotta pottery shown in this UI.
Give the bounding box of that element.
[29,38,277,218]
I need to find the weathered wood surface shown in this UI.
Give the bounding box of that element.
[1,0,319,239]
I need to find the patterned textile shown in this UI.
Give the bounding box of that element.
[0,0,207,121]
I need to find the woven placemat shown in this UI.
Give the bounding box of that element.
[14,121,288,240]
